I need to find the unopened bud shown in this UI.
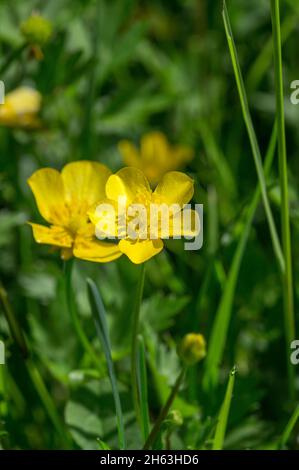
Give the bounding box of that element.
[21,14,52,46]
[178,333,206,365]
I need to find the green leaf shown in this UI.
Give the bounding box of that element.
[279,404,299,449]
[87,278,126,450]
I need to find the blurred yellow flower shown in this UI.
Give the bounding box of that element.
[27,161,122,262]
[178,333,206,365]
[89,167,199,264]
[0,87,41,128]
[118,132,194,185]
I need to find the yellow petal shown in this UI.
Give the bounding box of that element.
[73,236,122,263]
[154,171,194,207]
[119,238,163,264]
[61,161,111,210]
[29,223,73,247]
[118,141,141,167]
[168,209,200,238]
[173,146,194,165]
[88,199,118,238]
[106,167,151,205]
[27,168,67,224]
[141,132,169,165]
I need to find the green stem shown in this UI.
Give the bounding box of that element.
[25,357,72,448]
[143,368,186,450]
[131,263,146,425]
[203,123,277,391]
[64,260,104,373]
[137,335,150,441]
[279,404,299,449]
[270,0,296,401]
[222,1,285,274]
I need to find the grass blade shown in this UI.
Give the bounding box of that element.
[212,367,236,450]
[87,278,126,450]
[131,263,146,427]
[279,404,299,449]
[25,358,72,448]
[203,124,277,391]
[137,335,150,442]
[270,0,296,401]
[222,0,284,274]
[64,260,104,374]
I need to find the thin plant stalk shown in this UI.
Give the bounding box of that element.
[143,368,186,450]
[137,335,150,442]
[270,0,296,400]
[203,124,277,391]
[222,1,284,274]
[64,260,104,373]
[25,357,72,447]
[131,263,146,425]
[279,404,299,449]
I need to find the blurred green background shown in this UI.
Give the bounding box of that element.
[0,0,299,450]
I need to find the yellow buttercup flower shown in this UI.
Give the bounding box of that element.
[118,132,194,185]
[0,87,41,128]
[27,161,122,262]
[89,167,199,264]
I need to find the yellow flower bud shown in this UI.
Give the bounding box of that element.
[21,14,52,46]
[178,333,206,365]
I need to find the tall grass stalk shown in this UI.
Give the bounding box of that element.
[64,260,104,374]
[131,263,146,426]
[25,358,72,447]
[270,0,296,401]
[222,1,284,274]
[203,124,277,391]
[212,367,236,450]
[137,335,150,442]
[279,404,299,448]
